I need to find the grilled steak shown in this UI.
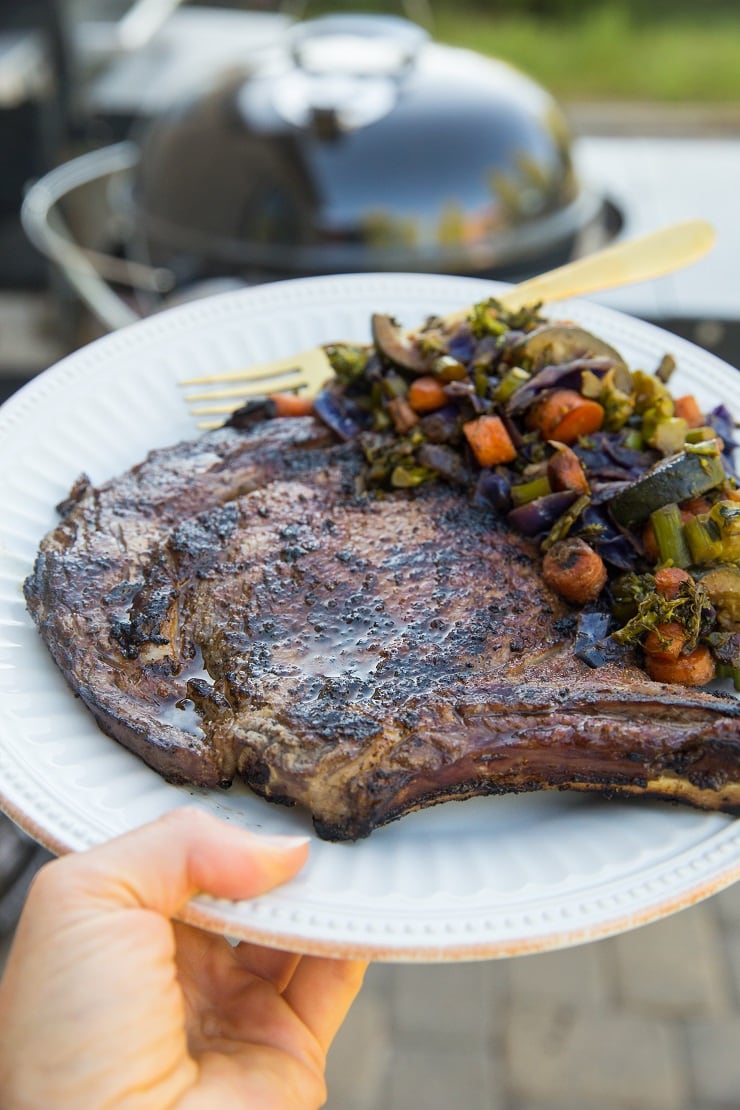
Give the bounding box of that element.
[24,416,740,840]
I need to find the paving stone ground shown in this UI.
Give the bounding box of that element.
[324,885,740,1109]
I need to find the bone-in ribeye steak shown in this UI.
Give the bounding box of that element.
[24,416,740,840]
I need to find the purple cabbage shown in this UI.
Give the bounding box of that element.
[708,403,737,448]
[505,357,616,416]
[507,490,578,536]
[313,387,366,441]
[574,432,658,482]
[708,403,739,478]
[574,607,625,668]
[473,468,512,513]
[418,404,460,444]
[578,504,639,569]
[447,329,476,364]
[417,443,468,484]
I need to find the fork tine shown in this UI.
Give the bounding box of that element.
[197,418,228,430]
[184,373,305,403]
[182,344,335,427]
[180,346,330,386]
[189,403,251,416]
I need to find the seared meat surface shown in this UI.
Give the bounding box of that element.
[24,417,740,840]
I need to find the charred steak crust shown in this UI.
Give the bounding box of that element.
[24,416,740,840]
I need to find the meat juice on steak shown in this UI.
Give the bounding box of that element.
[24,416,740,840]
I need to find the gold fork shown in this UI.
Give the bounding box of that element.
[181,219,715,429]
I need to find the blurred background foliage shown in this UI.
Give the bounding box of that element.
[279,0,740,101]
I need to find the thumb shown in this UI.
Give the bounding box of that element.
[42,807,310,918]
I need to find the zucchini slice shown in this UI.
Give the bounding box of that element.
[609,450,726,528]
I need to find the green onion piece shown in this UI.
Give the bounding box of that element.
[685,439,722,457]
[511,476,552,507]
[381,371,408,399]
[684,516,724,564]
[632,370,675,416]
[655,354,677,383]
[716,662,740,691]
[432,355,467,382]
[390,463,433,488]
[623,428,644,450]
[685,426,720,444]
[493,366,531,403]
[650,503,692,568]
[580,369,603,399]
[473,365,489,397]
[651,417,689,457]
[541,494,591,552]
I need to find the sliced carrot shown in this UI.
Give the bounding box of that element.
[270,392,315,417]
[642,520,659,563]
[463,415,517,467]
[386,396,419,435]
[546,444,590,494]
[542,537,607,605]
[681,496,713,517]
[407,375,448,413]
[673,394,705,428]
[528,389,604,445]
[643,620,688,661]
[654,567,692,600]
[645,643,716,686]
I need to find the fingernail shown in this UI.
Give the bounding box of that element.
[255,834,311,850]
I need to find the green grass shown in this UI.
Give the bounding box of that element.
[432,5,740,102]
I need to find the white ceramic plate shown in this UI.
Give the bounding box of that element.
[1,272,739,962]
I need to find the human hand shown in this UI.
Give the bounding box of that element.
[0,809,366,1109]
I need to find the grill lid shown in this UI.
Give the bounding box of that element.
[130,14,597,280]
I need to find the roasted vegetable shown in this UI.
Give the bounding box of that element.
[371,314,429,374]
[307,297,738,688]
[674,394,705,428]
[528,389,605,445]
[608,449,726,527]
[270,392,315,418]
[512,324,629,376]
[643,620,689,661]
[507,490,578,536]
[511,475,552,507]
[467,297,545,338]
[649,502,692,569]
[654,566,692,600]
[646,645,716,687]
[547,444,590,494]
[407,376,448,413]
[581,366,635,432]
[612,573,714,654]
[685,500,740,564]
[463,415,517,466]
[699,565,740,629]
[494,366,531,403]
[324,342,371,383]
[542,537,607,604]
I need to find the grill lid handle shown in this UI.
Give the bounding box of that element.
[290,14,428,79]
[273,14,429,134]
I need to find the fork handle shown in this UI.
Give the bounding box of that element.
[445,219,715,326]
